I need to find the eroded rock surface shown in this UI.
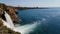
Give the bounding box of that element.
[7,6,19,23]
[0,3,19,24]
[0,3,21,34]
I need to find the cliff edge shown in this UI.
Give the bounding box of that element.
[0,3,21,34]
[0,3,19,24]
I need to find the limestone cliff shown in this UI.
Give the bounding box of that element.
[0,3,19,24]
[0,3,21,34]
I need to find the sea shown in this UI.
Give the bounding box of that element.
[17,8,60,34]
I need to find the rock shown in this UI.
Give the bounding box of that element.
[0,3,21,34]
[0,3,19,24]
[0,18,3,26]
[0,3,6,10]
[6,6,19,24]
[0,8,4,17]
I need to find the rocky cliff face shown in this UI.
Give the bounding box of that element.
[0,3,19,24]
[0,3,21,34]
[6,6,19,24]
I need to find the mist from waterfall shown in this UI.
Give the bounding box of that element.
[2,11,40,34]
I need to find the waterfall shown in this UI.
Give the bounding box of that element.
[2,11,39,34]
[2,19,11,29]
[4,11,14,29]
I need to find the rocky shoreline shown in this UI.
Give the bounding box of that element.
[0,3,21,34]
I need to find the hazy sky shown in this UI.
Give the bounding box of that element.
[0,0,60,7]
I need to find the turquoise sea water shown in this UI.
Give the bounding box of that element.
[17,8,60,34]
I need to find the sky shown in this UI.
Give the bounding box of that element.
[0,0,60,7]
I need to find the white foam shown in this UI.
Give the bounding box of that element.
[14,23,38,34]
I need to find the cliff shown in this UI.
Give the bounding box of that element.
[0,3,19,24]
[0,3,21,34]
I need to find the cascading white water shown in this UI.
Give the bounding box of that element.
[2,11,39,34]
[2,19,11,29]
[4,11,15,29]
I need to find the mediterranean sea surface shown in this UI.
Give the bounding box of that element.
[17,8,60,34]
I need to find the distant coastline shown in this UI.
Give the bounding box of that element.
[0,3,49,10]
[14,7,49,10]
[0,3,60,10]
